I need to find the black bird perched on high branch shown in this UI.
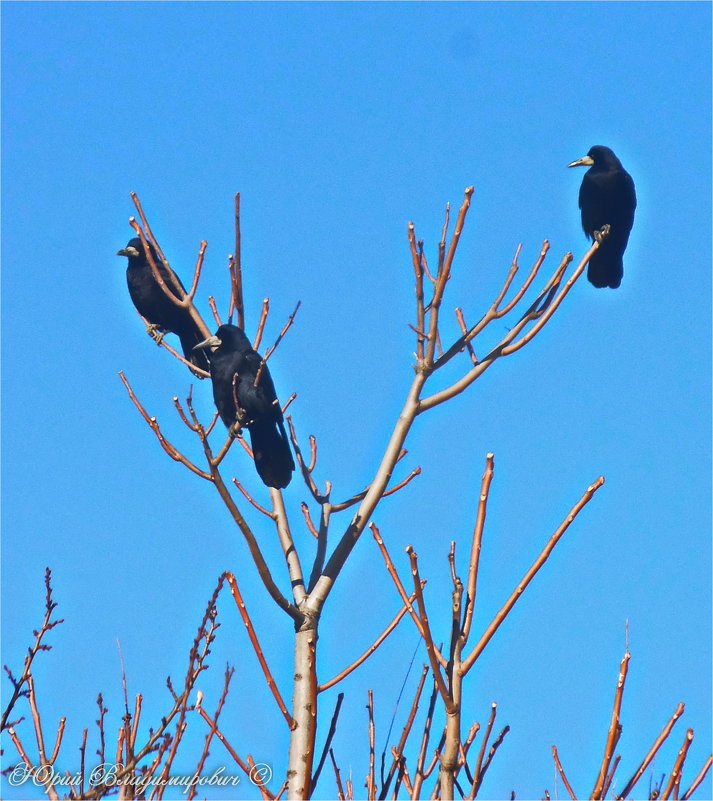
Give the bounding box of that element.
[117,237,210,375]
[568,145,636,289]
[194,324,295,489]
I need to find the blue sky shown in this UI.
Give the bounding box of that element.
[2,2,711,799]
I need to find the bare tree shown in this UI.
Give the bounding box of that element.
[2,188,710,801]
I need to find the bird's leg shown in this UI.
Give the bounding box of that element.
[145,323,166,345]
[593,223,611,243]
[229,407,250,438]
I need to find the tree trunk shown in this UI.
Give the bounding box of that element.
[287,622,318,799]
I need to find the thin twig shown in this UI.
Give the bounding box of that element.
[461,452,495,642]
[406,547,454,713]
[370,524,446,668]
[254,297,270,351]
[591,651,630,799]
[254,300,301,387]
[660,729,694,800]
[681,755,713,800]
[552,745,577,800]
[319,584,424,692]
[461,476,605,673]
[225,572,295,729]
[617,702,685,799]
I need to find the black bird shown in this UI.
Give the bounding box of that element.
[568,145,636,289]
[117,237,210,375]
[194,324,295,489]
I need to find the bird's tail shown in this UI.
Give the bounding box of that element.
[587,249,623,289]
[248,418,295,489]
[179,330,211,377]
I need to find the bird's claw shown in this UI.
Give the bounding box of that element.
[146,323,166,345]
[594,224,611,244]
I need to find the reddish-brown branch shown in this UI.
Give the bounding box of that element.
[461,452,495,642]
[27,674,48,765]
[189,668,233,801]
[552,745,577,800]
[455,307,478,364]
[601,754,621,800]
[418,240,436,284]
[682,755,713,800]
[461,720,481,761]
[197,706,275,799]
[282,392,298,414]
[2,569,63,733]
[408,222,426,361]
[495,241,548,318]
[473,725,509,797]
[421,242,592,411]
[331,465,421,513]
[119,372,212,480]
[301,502,320,539]
[233,478,276,518]
[7,725,61,800]
[461,475,605,674]
[187,240,207,300]
[424,731,446,780]
[381,664,430,798]
[254,297,270,351]
[424,189,473,366]
[130,693,142,750]
[173,395,199,431]
[367,689,376,800]
[211,431,236,467]
[48,716,66,765]
[224,571,295,730]
[591,651,630,799]
[411,682,439,801]
[427,241,546,376]
[137,311,211,377]
[371,524,446,668]
[129,217,185,307]
[318,584,424,692]
[391,746,413,795]
[661,729,694,800]
[232,193,245,330]
[329,749,347,801]
[469,702,497,799]
[208,295,223,326]
[130,193,167,267]
[286,416,326,502]
[618,702,685,799]
[254,300,301,387]
[406,547,454,714]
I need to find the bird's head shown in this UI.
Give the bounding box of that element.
[116,237,144,259]
[567,145,622,170]
[193,324,253,356]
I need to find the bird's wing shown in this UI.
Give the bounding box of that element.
[579,169,636,238]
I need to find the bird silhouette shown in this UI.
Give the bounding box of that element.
[117,237,210,375]
[568,145,636,289]
[194,324,294,489]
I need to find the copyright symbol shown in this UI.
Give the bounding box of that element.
[249,763,272,785]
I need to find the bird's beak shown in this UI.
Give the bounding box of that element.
[193,335,222,352]
[117,246,140,257]
[567,156,594,168]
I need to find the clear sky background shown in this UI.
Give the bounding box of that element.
[2,2,711,800]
